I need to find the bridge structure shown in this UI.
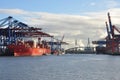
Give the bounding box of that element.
[65,46,95,54]
[65,38,95,54]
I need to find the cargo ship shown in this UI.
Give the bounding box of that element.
[7,38,51,56]
[0,28,52,56]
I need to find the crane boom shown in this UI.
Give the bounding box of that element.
[108,12,114,38]
[105,22,111,39]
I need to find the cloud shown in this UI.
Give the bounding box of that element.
[0,9,28,15]
[0,8,120,49]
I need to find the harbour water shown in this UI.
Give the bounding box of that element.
[0,54,120,80]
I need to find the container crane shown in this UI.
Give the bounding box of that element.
[105,12,120,54]
[49,35,68,54]
[0,16,53,56]
[93,12,120,54]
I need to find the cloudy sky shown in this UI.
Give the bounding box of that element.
[0,0,120,48]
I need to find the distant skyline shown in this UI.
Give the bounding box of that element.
[0,0,120,48]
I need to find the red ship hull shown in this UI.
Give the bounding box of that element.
[7,43,51,56]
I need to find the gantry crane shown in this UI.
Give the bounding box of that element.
[105,13,120,54]
[92,13,120,54]
[0,16,53,54]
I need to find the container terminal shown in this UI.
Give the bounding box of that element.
[0,16,67,56]
[92,13,120,55]
[1,12,120,56]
